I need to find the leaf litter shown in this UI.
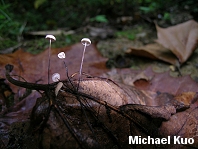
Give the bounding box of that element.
[0,21,198,148]
[126,20,198,66]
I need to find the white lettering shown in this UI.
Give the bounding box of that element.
[174,136,181,144]
[174,136,194,144]
[181,138,188,144]
[148,136,154,144]
[129,136,139,144]
[139,136,141,144]
[142,138,147,144]
[129,136,193,145]
[155,138,160,144]
[161,138,167,144]
[168,136,170,144]
[188,138,194,144]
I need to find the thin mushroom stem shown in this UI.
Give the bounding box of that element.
[77,38,91,91]
[57,52,75,90]
[79,42,87,81]
[45,35,56,84]
[63,60,75,90]
[48,39,51,85]
[79,38,91,82]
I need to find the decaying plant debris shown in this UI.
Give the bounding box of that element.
[0,64,197,149]
[1,20,198,148]
[126,20,198,66]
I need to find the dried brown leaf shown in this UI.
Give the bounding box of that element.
[77,78,151,106]
[126,20,198,65]
[174,92,197,106]
[126,43,179,65]
[156,20,198,63]
[1,65,198,148]
[118,67,198,95]
[159,99,198,148]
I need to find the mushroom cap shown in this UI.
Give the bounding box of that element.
[81,38,91,46]
[52,73,60,82]
[58,52,65,59]
[45,35,56,41]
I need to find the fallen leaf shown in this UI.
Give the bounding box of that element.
[156,20,198,64]
[77,78,150,106]
[104,67,198,95]
[1,65,197,148]
[159,99,198,148]
[126,43,179,65]
[174,92,197,106]
[126,20,198,65]
[138,67,198,95]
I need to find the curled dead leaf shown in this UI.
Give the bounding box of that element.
[126,43,179,65]
[156,20,198,64]
[126,20,198,65]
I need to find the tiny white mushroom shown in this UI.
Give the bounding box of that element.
[52,73,60,82]
[81,38,91,46]
[57,52,70,80]
[45,34,56,84]
[58,52,65,59]
[45,35,56,41]
[79,38,91,80]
